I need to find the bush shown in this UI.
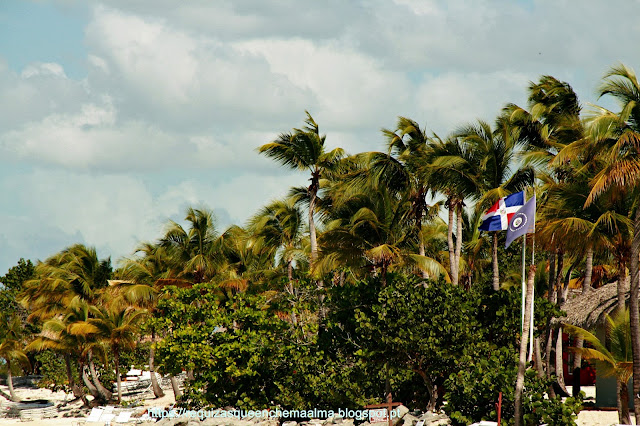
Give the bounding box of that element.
[155,274,581,425]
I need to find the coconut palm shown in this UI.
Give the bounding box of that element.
[247,198,307,291]
[117,243,189,399]
[0,315,30,402]
[454,118,535,290]
[21,244,111,322]
[316,165,447,286]
[565,309,633,424]
[258,111,345,266]
[584,63,640,421]
[420,135,481,286]
[28,297,112,403]
[382,117,438,278]
[113,250,165,398]
[90,305,146,404]
[159,207,226,285]
[27,302,90,405]
[506,76,595,393]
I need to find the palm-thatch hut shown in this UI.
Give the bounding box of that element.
[558,281,629,409]
[559,281,625,329]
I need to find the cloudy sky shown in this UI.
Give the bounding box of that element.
[1,0,639,273]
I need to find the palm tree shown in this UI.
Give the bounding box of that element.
[90,304,146,404]
[117,242,183,398]
[584,63,640,421]
[421,135,481,286]
[159,208,226,285]
[21,244,111,322]
[565,310,634,425]
[506,75,593,393]
[0,315,30,402]
[28,297,112,404]
[118,238,219,399]
[316,164,447,285]
[454,118,534,290]
[258,111,345,267]
[247,198,307,292]
[383,117,437,278]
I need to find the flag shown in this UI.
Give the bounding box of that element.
[505,195,536,248]
[478,191,525,231]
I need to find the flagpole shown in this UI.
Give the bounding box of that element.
[521,234,526,334]
[528,234,536,363]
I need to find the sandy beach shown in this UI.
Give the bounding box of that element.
[0,382,176,425]
[0,384,629,425]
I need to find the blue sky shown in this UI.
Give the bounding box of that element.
[0,1,87,78]
[1,0,639,274]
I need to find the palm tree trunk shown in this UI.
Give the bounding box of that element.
[584,244,594,292]
[454,203,463,287]
[618,263,628,314]
[64,354,88,406]
[548,249,556,300]
[544,250,563,398]
[554,251,564,302]
[544,260,557,398]
[630,206,640,424]
[534,337,545,378]
[555,326,569,396]
[447,199,456,285]
[418,237,428,280]
[149,330,165,398]
[620,378,632,425]
[555,266,572,396]
[6,359,18,402]
[561,259,578,303]
[545,328,556,399]
[308,179,318,265]
[308,176,327,319]
[572,336,584,397]
[82,364,100,399]
[287,256,299,326]
[287,259,294,283]
[514,264,536,426]
[491,232,500,291]
[114,351,122,404]
[88,352,112,401]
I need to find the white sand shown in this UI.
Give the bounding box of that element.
[0,382,177,425]
[0,383,632,425]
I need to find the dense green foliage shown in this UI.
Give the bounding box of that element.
[11,63,640,423]
[154,274,581,424]
[0,258,34,317]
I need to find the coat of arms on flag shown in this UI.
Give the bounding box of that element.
[478,191,525,231]
[505,195,536,248]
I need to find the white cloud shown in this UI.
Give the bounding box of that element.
[85,6,312,132]
[0,166,299,269]
[234,38,412,130]
[21,62,68,79]
[4,0,640,274]
[414,71,531,135]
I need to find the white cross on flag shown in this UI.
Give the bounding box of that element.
[478,191,525,231]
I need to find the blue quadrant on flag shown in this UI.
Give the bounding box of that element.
[478,191,525,231]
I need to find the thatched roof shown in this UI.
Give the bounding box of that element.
[556,281,628,329]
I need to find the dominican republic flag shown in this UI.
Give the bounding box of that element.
[478,191,525,231]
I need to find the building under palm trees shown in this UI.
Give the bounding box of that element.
[560,282,633,409]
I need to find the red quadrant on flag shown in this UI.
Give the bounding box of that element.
[478,191,525,232]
